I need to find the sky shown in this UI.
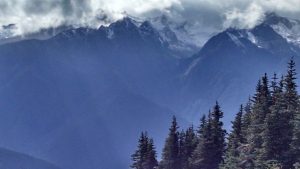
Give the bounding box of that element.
[0,0,300,40]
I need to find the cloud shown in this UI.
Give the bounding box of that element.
[223,2,265,29]
[0,0,180,35]
[0,0,300,41]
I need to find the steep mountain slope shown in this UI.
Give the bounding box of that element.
[1,13,300,169]
[181,13,300,124]
[0,18,178,169]
[0,148,61,169]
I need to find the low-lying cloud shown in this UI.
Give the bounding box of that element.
[0,0,300,41]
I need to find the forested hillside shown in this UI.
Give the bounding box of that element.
[131,58,300,169]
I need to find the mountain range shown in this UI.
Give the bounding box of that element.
[0,13,299,169]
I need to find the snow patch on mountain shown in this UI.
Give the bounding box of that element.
[263,13,300,48]
[184,57,202,76]
[150,15,203,48]
[226,32,245,48]
[271,21,300,47]
[246,32,258,46]
[148,15,204,57]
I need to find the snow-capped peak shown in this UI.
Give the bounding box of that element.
[149,15,202,48]
[149,15,202,57]
[265,13,300,47]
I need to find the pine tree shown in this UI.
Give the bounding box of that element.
[229,105,245,150]
[285,58,300,166]
[248,75,272,168]
[191,103,226,169]
[178,130,186,169]
[210,102,226,169]
[190,112,215,169]
[221,105,245,169]
[197,115,206,141]
[242,97,252,142]
[284,58,298,111]
[132,132,158,169]
[160,116,180,169]
[183,126,198,169]
[177,126,198,169]
[144,138,158,169]
[261,73,293,169]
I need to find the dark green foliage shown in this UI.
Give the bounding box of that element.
[242,98,252,142]
[190,112,215,169]
[132,58,300,169]
[286,58,300,166]
[160,116,180,169]
[190,103,226,169]
[144,139,158,169]
[248,74,273,167]
[230,105,245,149]
[262,74,293,169]
[131,132,158,169]
[198,115,206,137]
[284,58,298,111]
[220,105,244,169]
[178,127,198,169]
[211,102,226,168]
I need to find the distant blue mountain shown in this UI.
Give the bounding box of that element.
[0,17,178,169]
[0,13,299,169]
[180,13,300,124]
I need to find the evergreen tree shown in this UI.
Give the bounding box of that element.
[284,58,298,111]
[198,115,206,137]
[220,105,245,169]
[178,126,198,169]
[132,132,158,169]
[190,112,215,169]
[130,59,300,169]
[178,130,186,169]
[242,97,252,142]
[229,105,245,150]
[144,139,158,169]
[285,58,300,166]
[248,75,272,168]
[160,116,180,169]
[191,103,226,169]
[262,73,293,169]
[210,102,226,169]
[184,126,198,169]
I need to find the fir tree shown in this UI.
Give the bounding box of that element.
[284,58,298,111]
[144,139,158,169]
[220,105,245,169]
[249,75,272,168]
[285,58,300,166]
[242,97,252,142]
[210,102,226,169]
[229,105,245,150]
[198,115,206,138]
[184,126,198,169]
[131,132,158,169]
[190,112,215,169]
[191,103,226,169]
[178,126,198,169]
[178,130,186,169]
[262,74,293,169]
[160,116,180,169]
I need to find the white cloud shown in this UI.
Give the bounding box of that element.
[0,0,299,38]
[223,3,265,29]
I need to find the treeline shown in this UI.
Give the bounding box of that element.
[131,58,300,169]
